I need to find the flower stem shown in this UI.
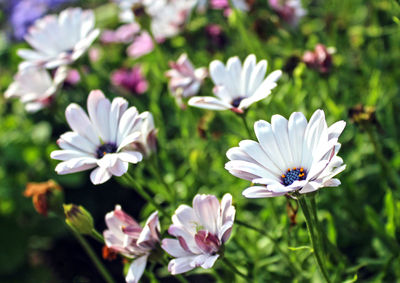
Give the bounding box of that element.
[68,226,116,283]
[239,114,253,138]
[91,228,105,244]
[222,257,247,279]
[123,172,170,218]
[298,197,331,283]
[149,155,176,205]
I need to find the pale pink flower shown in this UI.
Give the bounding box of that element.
[5,66,67,112]
[18,8,100,70]
[65,69,81,85]
[104,205,160,283]
[50,90,148,185]
[303,44,334,74]
[189,54,282,114]
[268,0,306,27]
[126,32,154,59]
[225,110,346,198]
[101,23,140,44]
[162,193,235,274]
[165,53,207,100]
[111,66,148,95]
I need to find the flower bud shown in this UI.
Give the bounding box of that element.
[63,204,94,235]
[24,180,63,217]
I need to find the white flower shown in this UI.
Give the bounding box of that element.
[188,54,282,114]
[162,193,235,274]
[18,8,100,70]
[5,66,67,112]
[104,205,160,283]
[165,53,207,98]
[50,90,147,185]
[225,110,346,198]
[114,0,141,23]
[130,112,157,158]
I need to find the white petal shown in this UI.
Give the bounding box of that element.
[288,112,308,166]
[162,239,193,258]
[248,59,267,95]
[168,256,198,275]
[188,96,232,111]
[90,166,112,185]
[240,54,256,96]
[242,186,287,198]
[65,104,99,146]
[55,158,97,174]
[193,194,220,235]
[126,255,148,283]
[271,114,294,167]
[118,151,143,164]
[209,60,226,85]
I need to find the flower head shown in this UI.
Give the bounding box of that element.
[189,54,282,114]
[126,32,154,59]
[5,66,67,112]
[104,205,160,283]
[162,193,235,274]
[64,204,95,235]
[17,7,100,70]
[268,0,306,27]
[225,110,346,198]
[111,66,148,95]
[50,90,151,185]
[24,179,63,216]
[303,44,334,74]
[165,53,207,101]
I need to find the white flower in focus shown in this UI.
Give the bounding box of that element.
[104,205,160,283]
[18,8,100,70]
[188,54,282,114]
[165,53,207,99]
[225,110,346,198]
[5,66,67,112]
[50,90,146,185]
[162,193,235,274]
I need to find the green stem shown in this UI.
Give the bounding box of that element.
[91,228,105,244]
[149,156,175,204]
[123,172,170,218]
[239,114,253,138]
[235,219,301,276]
[69,227,116,283]
[222,257,247,279]
[309,196,328,255]
[298,197,331,283]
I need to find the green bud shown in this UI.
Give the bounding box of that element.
[63,204,94,235]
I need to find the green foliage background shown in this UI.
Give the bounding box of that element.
[0,0,400,282]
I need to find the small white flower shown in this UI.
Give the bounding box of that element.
[50,90,149,185]
[162,193,235,274]
[189,54,282,113]
[225,110,346,198]
[104,205,160,283]
[165,53,207,99]
[5,66,67,112]
[18,8,100,70]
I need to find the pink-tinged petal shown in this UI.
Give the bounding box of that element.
[54,157,97,174]
[162,239,193,258]
[194,230,220,254]
[137,211,160,247]
[220,193,235,224]
[126,255,148,283]
[168,256,198,275]
[65,104,99,146]
[172,205,197,232]
[219,221,233,243]
[90,166,112,185]
[242,186,287,198]
[168,225,201,254]
[188,96,232,111]
[193,194,220,235]
[200,254,219,269]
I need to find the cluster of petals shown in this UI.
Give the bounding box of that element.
[225,109,346,198]
[165,53,208,100]
[104,205,160,283]
[189,54,282,113]
[50,90,156,185]
[5,66,67,112]
[268,0,306,27]
[111,66,148,95]
[162,193,235,274]
[17,7,99,70]
[303,44,334,74]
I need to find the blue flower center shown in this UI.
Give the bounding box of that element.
[281,167,306,186]
[231,97,245,108]
[96,143,117,158]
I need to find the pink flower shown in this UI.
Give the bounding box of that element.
[104,205,160,283]
[162,193,235,274]
[302,44,334,74]
[165,53,207,100]
[111,66,148,95]
[268,0,306,27]
[101,23,141,44]
[127,32,154,59]
[65,69,81,85]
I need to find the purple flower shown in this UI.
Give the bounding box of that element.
[8,0,71,40]
[268,0,306,27]
[111,66,148,95]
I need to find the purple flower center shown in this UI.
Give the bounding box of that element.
[231,97,244,108]
[96,143,117,158]
[281,167,306,186]
[194,230,221,255]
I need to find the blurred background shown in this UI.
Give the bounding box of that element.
[0,0,400,282]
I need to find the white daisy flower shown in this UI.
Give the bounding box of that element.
[50,90,146,185]
[188,54,282,114]
[225,110,346,198]
[5,66,67,112]
[18,7,100,70]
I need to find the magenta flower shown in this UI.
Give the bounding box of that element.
[303,44,334,74]
[111,66,148,95]
[165,53,207,100]
[104,205,160,283]
[268,0,306,27]
[162,193,235,274]
[127,32,154,59]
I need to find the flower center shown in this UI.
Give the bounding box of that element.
[281,167,306,186]
[96,143,117,158]
[231,97,245,108]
